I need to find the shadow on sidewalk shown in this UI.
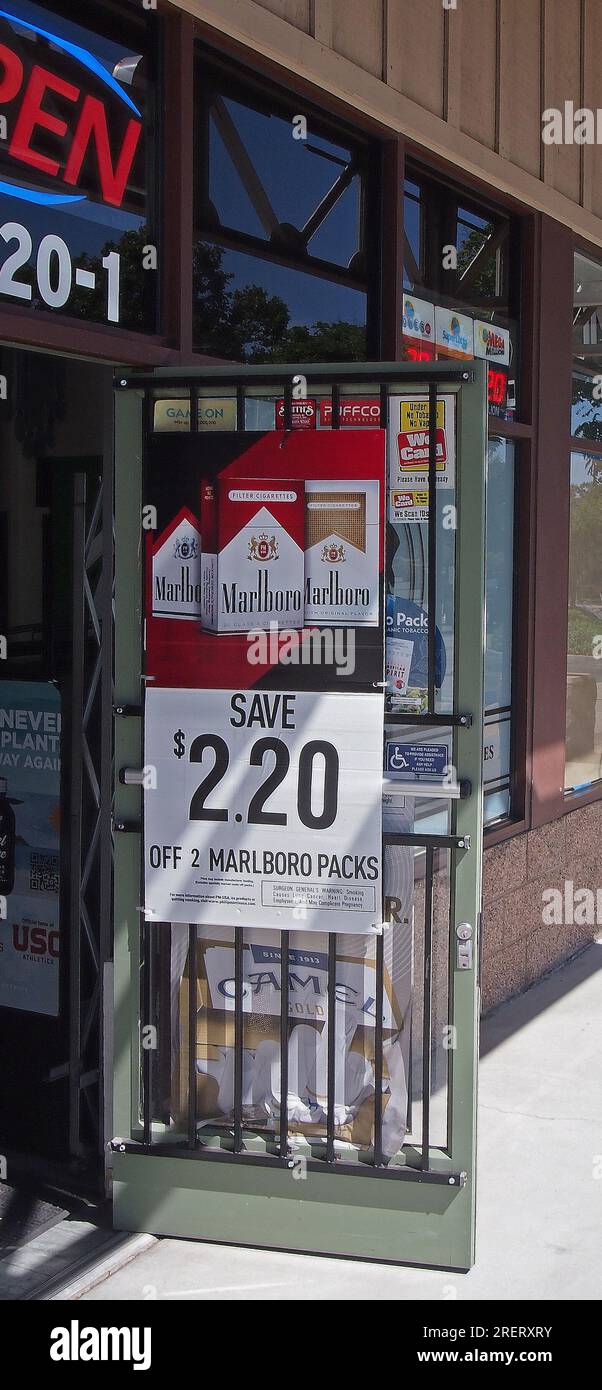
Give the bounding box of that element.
[480,939,602,1058]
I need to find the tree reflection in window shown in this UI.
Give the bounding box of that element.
[194,58,374,361]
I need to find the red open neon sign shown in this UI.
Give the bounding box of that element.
[0,14,142,209]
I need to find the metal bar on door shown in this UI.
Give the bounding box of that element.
[427,382,438,713]
[142,921,154,1147]
[233,927,244,1153]
[421,846,434,1169]
[326,932,337,1162]
[279,931,290,1156]
[373,930,384,1166]
[187,924,197,1148]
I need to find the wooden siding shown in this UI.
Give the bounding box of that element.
[180,0,602,245]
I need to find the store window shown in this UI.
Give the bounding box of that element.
[484,438,516,823]
[403,166,522,827]
[193,53,376,361]
[565,448,602,791]
[0,0,157,333]
[572,250,602,443]
[566,250,602,793]
[402,165,518,422]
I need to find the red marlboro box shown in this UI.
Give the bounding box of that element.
[200,478,305,632]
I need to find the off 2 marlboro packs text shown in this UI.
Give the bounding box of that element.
[200,477,305,633]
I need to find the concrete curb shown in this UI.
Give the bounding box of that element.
[43,1233,157,1301]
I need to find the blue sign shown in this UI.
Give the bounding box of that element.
[385,595,446,691]
[386,741,449,780]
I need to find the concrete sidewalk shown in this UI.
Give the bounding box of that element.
[77,941,602,1301]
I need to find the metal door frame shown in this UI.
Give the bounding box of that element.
[111,360,486,1269]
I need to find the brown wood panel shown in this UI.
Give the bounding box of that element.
[458,0,498,148]
[255,0,310,28]
[444,0,463,128]
[331,0,384,79]
[387,0,444,118]
[498,0,542,176]
[310,0,333,45]
[530,216,574,828]
[542,0,582,204]
[583,0,602,215]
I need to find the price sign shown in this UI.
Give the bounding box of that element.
[144,687,384,933]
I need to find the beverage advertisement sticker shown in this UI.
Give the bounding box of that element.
[144,687,383,934]
[0,681,61,1016]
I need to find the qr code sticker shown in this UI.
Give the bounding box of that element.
[30,853,60,895]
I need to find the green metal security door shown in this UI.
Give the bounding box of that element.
[111,360,487,1271]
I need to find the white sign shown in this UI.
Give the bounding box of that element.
[435,306,474,360]
[402,293,435,349]
[144,687,384,933]
[474,319,510,365]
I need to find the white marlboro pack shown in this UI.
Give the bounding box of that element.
[200,477,305,632]
[151,506,202,621]
[304,479,379,625]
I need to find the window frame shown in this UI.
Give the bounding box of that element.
[562,239,602,802]
[191,43,383,363]
[396,141,535,844]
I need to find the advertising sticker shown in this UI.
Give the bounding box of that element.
[385,595,447,713]
[388,393,456,523]
[434,306,474,360]
[474,319,511,366]
[402,293,436,356]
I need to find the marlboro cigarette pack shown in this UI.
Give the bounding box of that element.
[304,479,379,625]
[200,477,305,632]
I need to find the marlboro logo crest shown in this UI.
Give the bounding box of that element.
[249,533,278,561]
[321,542,346,564]
[174,535,198,560]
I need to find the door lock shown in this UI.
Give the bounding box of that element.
[456,921,473,970]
